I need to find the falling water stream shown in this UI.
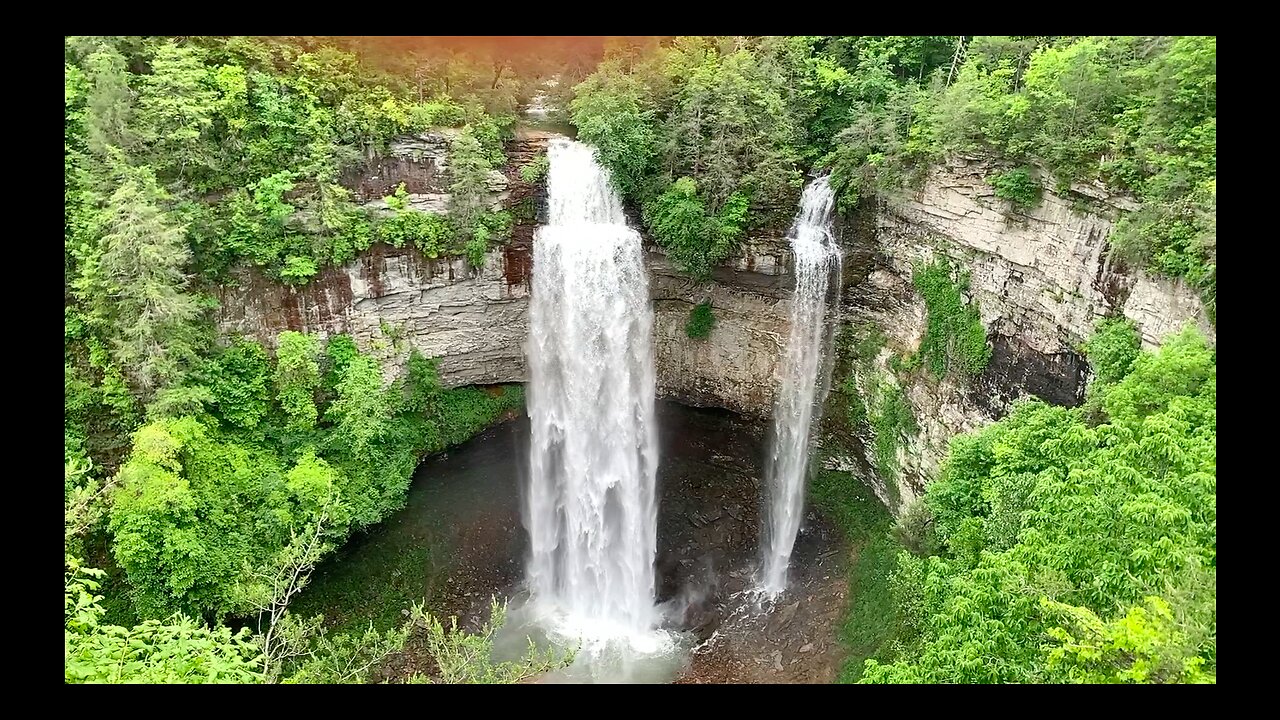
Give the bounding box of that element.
[509,137,683,680]
[759,177,843,597]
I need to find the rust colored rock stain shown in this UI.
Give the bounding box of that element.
[282,289,303,332]
[503,244,532,288]
[363,248,385,299]
[500,133,548,292]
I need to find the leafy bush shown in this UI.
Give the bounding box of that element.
[376,183,455,256]
[280,255,319,285]
[65,556,264,683]
[643,178,749,280]
[989,167,1042,208]
[518,153,549,184]
[1082,316,1141,387]
[685,301,716,339]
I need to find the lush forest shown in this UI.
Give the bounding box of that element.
[65,36,1215,684]
[64,35,581,683]
[818,321,1216,683]
[570,36,1215,316]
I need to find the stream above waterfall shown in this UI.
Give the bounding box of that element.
[291,401,849,683]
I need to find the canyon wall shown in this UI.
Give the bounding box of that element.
[218,130,795,415]
[822,156,1215,511]
[216,137,1214,508]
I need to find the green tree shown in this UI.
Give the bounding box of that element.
[325,354,392,459]
[138,41,219,184]
[90,168,203,399]
[570,68,658,198]
[447,127,494,241]
[274,331,322,431]
[83,43,137,157]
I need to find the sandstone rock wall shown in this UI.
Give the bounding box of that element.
[217,245,529,387]
[649,236,793,417]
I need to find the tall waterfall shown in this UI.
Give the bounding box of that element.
[760,176,842,597]
[523,138,661,643]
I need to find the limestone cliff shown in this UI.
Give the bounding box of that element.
[216,130,795,415]
[821,156,1216,512]
[648,235,792,417]
[215,139,1214,512]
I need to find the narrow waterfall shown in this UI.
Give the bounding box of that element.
[523,138,661,644]
[760,176,843,597]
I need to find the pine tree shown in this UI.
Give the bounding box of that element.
[138,41,218,184]
[94,169,202,398]
[84,44,137,158]
[447,128,492,240]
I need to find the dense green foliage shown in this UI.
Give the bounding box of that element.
[911,258,991,378]
[106,337,522,622]
[988,167,1042,208]
[1082,316,1143,412]
[65,37,520,288]
[685,301,716,339]
[66,327,527,683]
[567,37,1217,305]
[836,327,1216,683]
[569,37,813,277]
[65,556,264,683]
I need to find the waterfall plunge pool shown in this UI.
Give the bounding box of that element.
[292,401,850,683]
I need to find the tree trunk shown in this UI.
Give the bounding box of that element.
[946,36,968,86]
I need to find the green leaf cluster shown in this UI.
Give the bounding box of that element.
[912,258,991,378]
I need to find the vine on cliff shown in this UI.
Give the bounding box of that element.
[912,258,991,379]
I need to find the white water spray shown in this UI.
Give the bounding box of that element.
[523,138,663,649]
[760,176,842,597]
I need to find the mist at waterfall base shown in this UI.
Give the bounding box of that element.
[493,137,688,682]
[759,176,842,598]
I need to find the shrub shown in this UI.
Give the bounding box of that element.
[518,153,549,184]
[989,167,1042,209]
[686,301,716,339]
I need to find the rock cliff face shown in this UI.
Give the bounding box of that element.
[217,130,796,414]
[216,139,1214,508]
[821,156,1215,511]
[218,130,542,386]
[648,236,792,417]
[217,245,530,387]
